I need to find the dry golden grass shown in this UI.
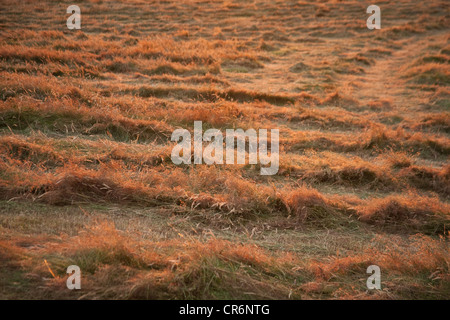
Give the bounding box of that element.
[0,0,449,299]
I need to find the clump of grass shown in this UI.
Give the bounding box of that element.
[333,60,365,75]
[320,92,359,108]
[171,100,242,128]
[289,62,311,73]
[130,86,296,105]
[382,23,424,38]
[85,119,171,143]
[103,58,137,73]
[258,40,277,52]
[128,37,250,68]
[428,88,450,109]
[36,174,147,206]
[289,106,370,130]
[0,45,90,65]
[411,113,450,133]
[367,99,393,111]
[0,136,63,167]
[64,222,154,275]
[297,92,321,105]
[222,175,277,216]
[99,145,173,168]
[221,57,264,73]
[363,48,393,58]
[344,54,374,66]
[383,150,415,169]
[404,64,450,86]
[306,165,388,189]
[357,193,449,235]
[28,221,299,299]
[417,55,449,65]
[0,97,173,142]
[308,234,449,299]
[146,74,229,86]
[363,126,391,149]
[400,164,450,197]
[0,73,87,101]
[281,186,345,227]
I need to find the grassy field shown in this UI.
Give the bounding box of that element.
[0,0,449,299]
